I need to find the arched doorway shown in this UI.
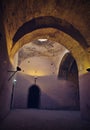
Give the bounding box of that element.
[27,84,40,109]
[58,52,78,85]
[58,52,80,110]
[11,16,89,111]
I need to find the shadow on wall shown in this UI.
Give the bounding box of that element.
[27,84,40,109]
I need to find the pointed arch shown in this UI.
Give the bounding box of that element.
[58,52,80,109]
[27,84,40,109]
[58,52,79,86]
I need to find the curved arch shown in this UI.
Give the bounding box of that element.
[58,52,80,109]
[58,52,79,86]
[10,28,90,75]
[13,16,88,48]
[27,84,40,108]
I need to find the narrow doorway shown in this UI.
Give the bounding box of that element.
[27,84,40,108]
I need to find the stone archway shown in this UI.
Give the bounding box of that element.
[10,16,90,75]
[58,52,78,85]
[58,52,80,109]
[13,16,88,48]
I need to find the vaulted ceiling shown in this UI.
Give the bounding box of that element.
[0,0,90,75]
[14,39,69,76]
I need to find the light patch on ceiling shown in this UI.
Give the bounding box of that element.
[19,56,56,77]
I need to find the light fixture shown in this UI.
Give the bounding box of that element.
[86,68,90,72]
[13,79,17,83]
[16,66,21,71]
[34,76,38,85]
[8,66,21,81]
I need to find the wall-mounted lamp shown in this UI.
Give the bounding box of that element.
[86,68,90,72]
[34,70,38,85]
[8,66,21,81]
[34,76,37,85]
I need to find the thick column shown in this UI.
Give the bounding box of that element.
[79,72,90,121]
[0,9,12,121]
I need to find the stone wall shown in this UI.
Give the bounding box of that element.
[79,72,90,121]
[13,73,80,110]
[0,10,12,121]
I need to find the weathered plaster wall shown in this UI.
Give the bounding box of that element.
[79,72,90,121]
[13,73,79,110]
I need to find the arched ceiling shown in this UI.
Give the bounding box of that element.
[0,0,90,75]
[12,28,90,75]
[13,16,88,48]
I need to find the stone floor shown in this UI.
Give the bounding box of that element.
[0,109,90,130]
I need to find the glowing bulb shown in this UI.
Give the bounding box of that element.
[13,79,17,83]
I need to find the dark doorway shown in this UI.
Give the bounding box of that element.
[27,84,40,108]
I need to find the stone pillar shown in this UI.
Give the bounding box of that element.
[79,72,90,121]
[0,8,12,121]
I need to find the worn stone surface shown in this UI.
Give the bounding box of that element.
[0,0,90,74]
